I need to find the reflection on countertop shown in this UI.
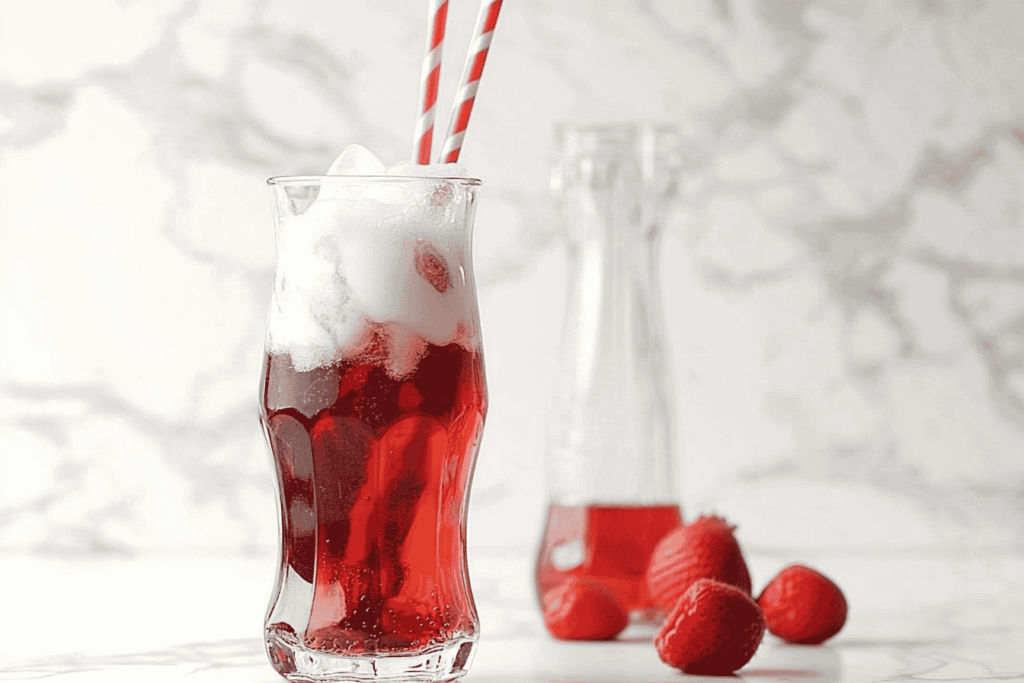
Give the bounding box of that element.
[2,550,1021,682]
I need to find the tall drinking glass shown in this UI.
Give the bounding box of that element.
[259,175,487,682]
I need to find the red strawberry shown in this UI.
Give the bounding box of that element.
[647,514,752,611]
[542,577,629,641]
[757,564,847,644]
[414,241,451,293]
[655,578,766,675]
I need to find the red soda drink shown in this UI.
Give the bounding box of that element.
[535,503,682,622]
[261,337,486,676]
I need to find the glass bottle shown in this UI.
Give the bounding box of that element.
[535,123,684,626]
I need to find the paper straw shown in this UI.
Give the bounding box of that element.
[413,0,449,165]
[437,0,503,163]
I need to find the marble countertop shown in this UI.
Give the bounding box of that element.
[4,550,1022,682]
[2,3,1024,681]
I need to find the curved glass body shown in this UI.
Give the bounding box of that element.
[260,176,487,681]
[535,124,684,625]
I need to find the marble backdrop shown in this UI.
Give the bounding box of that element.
[1,0,1022,597]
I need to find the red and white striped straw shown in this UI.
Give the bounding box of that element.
[437,0,503,164]
[413,0,449,165]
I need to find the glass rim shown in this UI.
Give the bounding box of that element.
[267,174,482,187]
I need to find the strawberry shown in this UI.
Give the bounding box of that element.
[757,564,847,644]
[647,514,752,611]
[541,576,629,641]
[655,578,766,675]
[414,241,451,293]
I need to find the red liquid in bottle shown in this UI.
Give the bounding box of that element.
[260,339,486,667]
[535,504,682,621]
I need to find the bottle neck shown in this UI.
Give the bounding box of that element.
[545,126,682,506]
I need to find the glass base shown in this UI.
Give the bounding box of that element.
[266,628,477,683]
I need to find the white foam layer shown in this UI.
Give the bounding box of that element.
[267,146,477,375]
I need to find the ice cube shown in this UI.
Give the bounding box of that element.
[265,361,340,419]
[385,324,428,379]
[327,144,387,175]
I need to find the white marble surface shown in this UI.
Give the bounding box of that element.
[1,0,1024,663]
[1,551,1021,681]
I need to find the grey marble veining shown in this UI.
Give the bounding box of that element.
[0,0,1022,602]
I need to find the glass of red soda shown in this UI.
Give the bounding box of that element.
[260,175,487,681]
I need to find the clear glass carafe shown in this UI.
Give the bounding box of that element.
[535,124,684,626]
